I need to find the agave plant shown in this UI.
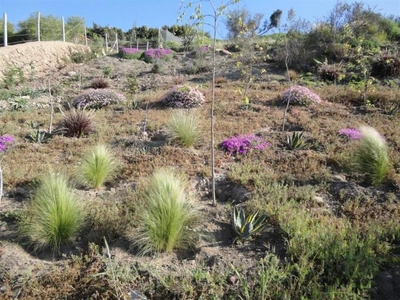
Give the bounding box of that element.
[286,131,307,150]
[232,206,268,244]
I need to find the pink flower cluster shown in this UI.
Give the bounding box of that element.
[72,89,126,109]
[0,135,15,153]
[282,85,322,106]
[221,134,270,155]
[142,48,173,63]
[162,85,205,108]
[338,128,362,140]
[120,48,143,59]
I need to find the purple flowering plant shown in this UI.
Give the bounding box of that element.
[282,85,322,106]
[221,134,270,155]
[338,128,362,140]
[162,84,205,108]
[120,48,143,60]
[0,135,14,153]
[141,48,173,63]
[72,89,126,109]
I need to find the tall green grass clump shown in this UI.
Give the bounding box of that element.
[133,169,204,255]
[354,126,390,185]
[20,172,84,253]
[167,110,202,147]
[75,145,118,189]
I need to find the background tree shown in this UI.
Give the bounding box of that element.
[18,13,62,41]
[225,7,263,40]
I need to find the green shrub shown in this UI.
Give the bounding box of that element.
[167,110,202,147]
[132,169,204,255]
[54,108,96,138]
[19,172,84,253]
[75,145,118,189]
[3,67,25,89]
[353,126,390,185]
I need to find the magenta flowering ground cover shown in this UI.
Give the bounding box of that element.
[338,128,362,140]
[0,135,14,152]
[221,134,270,155]
[120,48,143,59]
[142,48,173,63]
[282,85,322,106]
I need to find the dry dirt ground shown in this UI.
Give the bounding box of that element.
[0,42,399,299]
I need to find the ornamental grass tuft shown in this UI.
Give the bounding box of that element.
[167,110,202,147]
[54,107,95,138]
[132,169,204,256]
[282,85,322,106]
[75,144,118,190]
[353,126,390,185]
[19,171,84,253]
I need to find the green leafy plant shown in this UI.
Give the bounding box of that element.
[27,121,49,144]
[19,171,84,253]
[353,126,390,185]
[286,131,307,150]
[103,66,113,78]
[132,169,205,255]
[3,67,25,89]
[75,145,118,190]
[167,110,202,147]
[9,96,29,111]
[54,108,96,138]
[232,206,268,244]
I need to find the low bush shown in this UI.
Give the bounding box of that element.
[72,89,126,109]
[75,145,118,190]
[119,48,143,60]
[54,108,95,138]
[162,84,205,108]
[282,85,322,106]
[132,169,204,255]
[19,171,84,253]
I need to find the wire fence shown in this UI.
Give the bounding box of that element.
[1,13,183,54]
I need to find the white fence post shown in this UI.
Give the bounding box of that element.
[62,17,65,42]
[37,12,41,42]
[115,32,118,52]
[3,13,7,46]
[84,26,87,46]
[136,39,139,50]
[105,33,108,52]
[146,40,149,50]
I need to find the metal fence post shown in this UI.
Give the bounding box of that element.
[37,12,41,42]
[3,13,7,46]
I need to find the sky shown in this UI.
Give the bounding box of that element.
[1,0,399,39]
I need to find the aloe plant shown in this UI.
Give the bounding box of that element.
[286,131,307,150]
[232,206,268,244]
